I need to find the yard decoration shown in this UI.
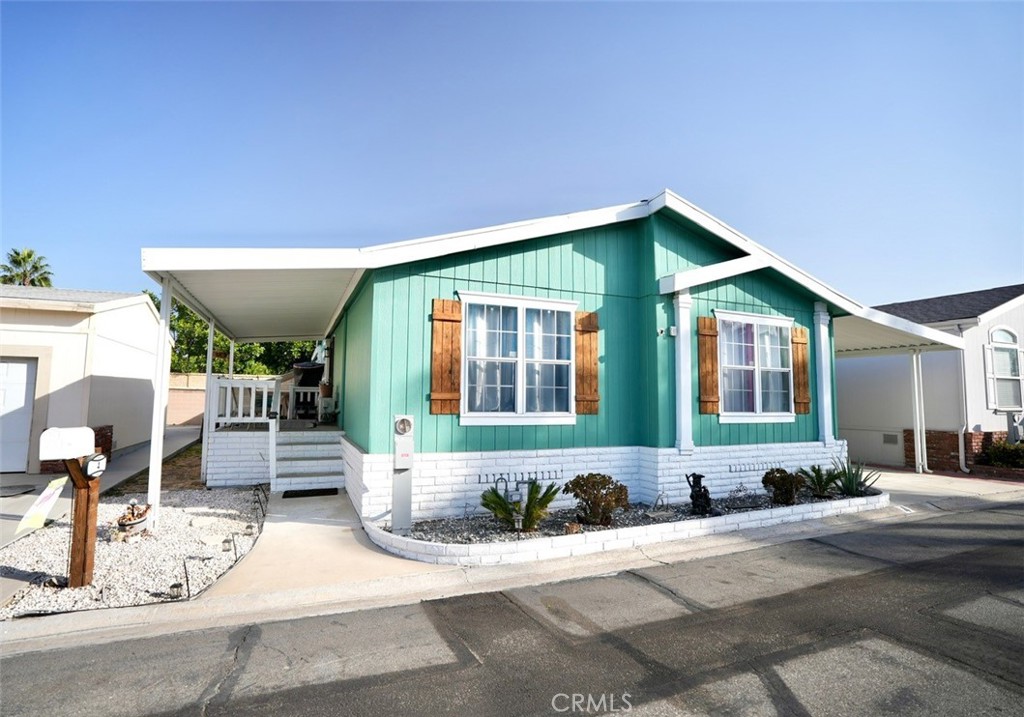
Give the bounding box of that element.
[686,473,712,515]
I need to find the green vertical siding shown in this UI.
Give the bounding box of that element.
[338,209,833,454]
[335,278,374,452]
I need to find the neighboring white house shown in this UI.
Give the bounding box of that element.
[837,284,1024,472]
[0,286,161,473]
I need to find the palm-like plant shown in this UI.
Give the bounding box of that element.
[480,480,560,532]
[798,465,837,498]
[1,248,53,286]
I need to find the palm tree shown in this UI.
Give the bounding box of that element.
[1,248,53,286]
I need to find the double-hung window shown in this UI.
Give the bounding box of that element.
[716,310,795,422]
[987,328,1023,410]
[459,291,577,426]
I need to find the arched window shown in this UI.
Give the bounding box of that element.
[986,327,1023,410]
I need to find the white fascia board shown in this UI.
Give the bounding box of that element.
[0,298,98,314]
[856,306,964,350]
[142,247,369,272]
[359,201,650,269]
[977,291,1024,325]
[658,255,769,294]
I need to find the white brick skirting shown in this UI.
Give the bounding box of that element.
[206,430,271,487]
[339,436,848,523]
[365,491,888,565]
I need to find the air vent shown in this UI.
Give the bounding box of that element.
[882,433,898,445]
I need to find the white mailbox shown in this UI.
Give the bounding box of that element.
[394,414,414,470]
[40,427,95,461]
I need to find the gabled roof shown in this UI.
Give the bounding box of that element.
[875,284,1024,325]
[0,285,155,315]
[141,189,962,353]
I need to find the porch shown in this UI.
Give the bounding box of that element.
[202,375,345,493]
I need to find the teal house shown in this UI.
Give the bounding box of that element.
[142,190,961,524]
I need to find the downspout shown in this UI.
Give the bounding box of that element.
[956,324,971,473]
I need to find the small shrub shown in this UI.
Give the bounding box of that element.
[480,480,559,532]
[761,468,804,506]
[831,459,880,497]
[561,473,629,526]
[798,465,837,498]
[981,440,1024,469]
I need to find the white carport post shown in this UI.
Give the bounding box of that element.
[814,302,835,444]
[910,350,929,473]
[228,341,235,377]
[200,317,215,483]
[147,277,174,530]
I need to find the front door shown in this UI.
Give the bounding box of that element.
[1,358,38,472]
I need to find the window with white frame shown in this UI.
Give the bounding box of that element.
[460,291,577,425]
[717,310,794,417]
[987,327,1023,410]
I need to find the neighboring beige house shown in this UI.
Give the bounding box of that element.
[0,286,161,473]
[837,284,1024,472]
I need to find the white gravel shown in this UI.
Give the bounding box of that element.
[0,487,261,620]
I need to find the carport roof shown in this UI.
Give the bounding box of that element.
[142,189,963,354]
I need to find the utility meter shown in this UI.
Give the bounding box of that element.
[394,415,414,470]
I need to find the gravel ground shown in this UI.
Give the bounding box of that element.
[0,487,262,620]
[404,489,846,544]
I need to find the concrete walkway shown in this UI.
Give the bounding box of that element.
[2,466,1022,656]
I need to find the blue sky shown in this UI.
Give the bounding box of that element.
[3,1,1021,305]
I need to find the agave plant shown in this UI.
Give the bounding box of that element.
[480,480,560,532]
[831,459,880,497]
[798,465,837,498]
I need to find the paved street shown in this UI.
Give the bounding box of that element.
[2,501,1022,717]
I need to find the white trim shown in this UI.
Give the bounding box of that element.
[326,268,366,338]
[813,302,834,444]
[658,255,770,295]
[459,414,576,427]
[147,277,173,530]
[141,188,963,352]
[457,291,579,425]
[673,292,694,453]
[713,308,794,328]
[719,413,796,424]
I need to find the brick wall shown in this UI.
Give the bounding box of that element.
[340,438,849,522]
[205,430,270,487]
[903,429,1008,472]
[40,424,113,474]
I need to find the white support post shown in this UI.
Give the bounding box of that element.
[813,302,835,445]
[913,350,929,473]
[200,318,215,483]
[673,291,694,453]
[913,350,930,473]
[269,413,278,489]
[147,277,173,530]
[228,341,235,377]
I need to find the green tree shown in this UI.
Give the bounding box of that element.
[1,248,53,286]
[145,291,269,375]
[259,340,318,375]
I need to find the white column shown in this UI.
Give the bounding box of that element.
[910,350,923,472]
[813,302,834,445]
[200,318,215,483]
[228,341,235,377]
[147,277,173,529]
[912,350,930,472]
[674,291,694,453]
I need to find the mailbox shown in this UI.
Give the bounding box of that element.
[394,414,414,470]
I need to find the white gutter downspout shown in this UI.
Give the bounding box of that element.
[910,350,931,474]
[147,277,174,530]
[673,291,695,453]
[956,324,971,473]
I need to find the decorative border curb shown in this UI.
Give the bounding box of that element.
[364,492,890,566]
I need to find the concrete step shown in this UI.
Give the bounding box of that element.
[276,430,342,446]
[276,457,345,477]
[276,443,344,460]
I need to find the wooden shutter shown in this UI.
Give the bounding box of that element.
[697,316,719,414]
[575,311,600,414]
[792,327,811,415]
[430,299,461,415]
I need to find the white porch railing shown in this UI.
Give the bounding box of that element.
[209,376,280,428]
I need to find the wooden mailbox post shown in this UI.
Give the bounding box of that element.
[39,427,107,588]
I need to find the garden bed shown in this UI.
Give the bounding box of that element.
[369,489,889,566]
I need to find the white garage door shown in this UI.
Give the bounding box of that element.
[1,358,37,472]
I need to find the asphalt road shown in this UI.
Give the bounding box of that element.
[3,503,1022,717]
